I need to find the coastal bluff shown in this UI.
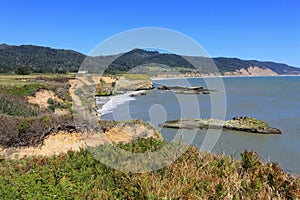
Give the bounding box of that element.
[96,74,153,96]
[161,116,282,134]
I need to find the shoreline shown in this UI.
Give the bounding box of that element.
[151,74,300,81]
[97,90,146,116]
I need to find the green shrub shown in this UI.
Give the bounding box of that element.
[117,137,166,153]
[100,78,106,83]
[47,98,55,104]
[0,140,299,199]
[17,119,30,134]
[241,150,260,170]
[0,93,40,117]
[0,114,74,147]
[48,105,55,112]
[3,84,45,96]
[41,115,52,128]
[15,66,30,75]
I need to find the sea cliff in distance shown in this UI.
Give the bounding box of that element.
[1,44,300,76]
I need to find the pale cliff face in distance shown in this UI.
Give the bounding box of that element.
[224,66,278,76]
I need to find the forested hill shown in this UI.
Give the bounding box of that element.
[0,44,85,73]
[1,44,300,75]
[105,49,300,75]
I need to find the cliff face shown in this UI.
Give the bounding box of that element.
[96,79,115,96]
[0,120,163,159]
[115,77,154,91]
[96,75,154,95]
[224,66,278,76]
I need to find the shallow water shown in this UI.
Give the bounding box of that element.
[99,76,300,174]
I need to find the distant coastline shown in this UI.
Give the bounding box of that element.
[151,74,300,81]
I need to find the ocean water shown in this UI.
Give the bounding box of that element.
[98,76,300,175]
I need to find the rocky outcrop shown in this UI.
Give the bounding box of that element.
[115,77,154,91]
[103,120,163,144]
[157,85,214,95]
[161,116,281,134]
[96,75,154,96]
[95,79,115,96]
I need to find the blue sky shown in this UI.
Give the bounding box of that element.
[1,0,300,67]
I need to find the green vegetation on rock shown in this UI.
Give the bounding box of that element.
[162,117,282,134]
[228,116,270,130]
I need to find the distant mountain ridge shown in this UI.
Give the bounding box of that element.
[0,44,299,75]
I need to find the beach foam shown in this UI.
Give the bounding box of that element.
[97,91,145,116]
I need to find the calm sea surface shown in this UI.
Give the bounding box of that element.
[99,76,300,174]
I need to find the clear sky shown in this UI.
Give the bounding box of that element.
[1,0,300,67]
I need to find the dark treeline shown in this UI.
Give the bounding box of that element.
[1,44,300,75]
[0,44,85,74]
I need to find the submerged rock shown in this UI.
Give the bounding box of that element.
[161,116,282,134]
[157,85,214,95]
[157,85,170,90]
[129,94,138,97]
[175,90,201,95]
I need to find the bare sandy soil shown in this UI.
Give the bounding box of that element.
[0,121,162,159]
[28,89,62,110]
[27,89,69,115]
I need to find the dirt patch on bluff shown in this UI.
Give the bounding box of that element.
[0,131,108,159]
[104,120,163,143]
[28,89,63,110]
[0,121,163,159]
[104,128,133,144]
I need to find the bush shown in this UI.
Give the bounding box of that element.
[0,114,73,147]
[48,105,55,112]
[0,93,40,117]
[41,115,52,128]
[15,66,30,75]
[241,150,261,170]
[47,98,55,105]
[1,84,45,96]
[17,119,30,134]
[0,139,299,199]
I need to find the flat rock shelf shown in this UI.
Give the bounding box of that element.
[161,116,282,134]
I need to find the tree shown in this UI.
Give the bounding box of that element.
[15,66,30,75]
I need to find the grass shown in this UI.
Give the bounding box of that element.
[127,66,201,77]
[1,83,47,96]
[95,91,113,96]
[0,74,75,86]
[0,138,299,199]
[121,73,150,81]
